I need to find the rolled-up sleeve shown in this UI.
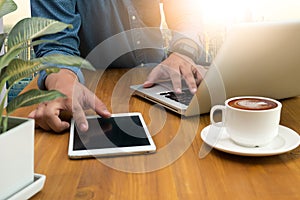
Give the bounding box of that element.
[31,0,84,89]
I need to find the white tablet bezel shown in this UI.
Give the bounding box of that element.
[68,112,156,159]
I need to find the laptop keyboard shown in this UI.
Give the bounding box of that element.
[159,89,193,106]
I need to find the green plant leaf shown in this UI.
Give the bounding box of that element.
[0,48,25,71]
[34,54,95,71]
[0,39,60,71]
[7,17,73,49]
[0,33,7,49]
[6,89,66,114]
[0,0,17,19]
[29,39,61,48]
[0,59,60,86]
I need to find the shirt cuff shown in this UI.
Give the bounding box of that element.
[168,32,211,65]
[37,66,85,90]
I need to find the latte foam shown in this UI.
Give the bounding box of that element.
[228,98,278,110]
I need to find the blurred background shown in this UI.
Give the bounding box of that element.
[2,0,300,101]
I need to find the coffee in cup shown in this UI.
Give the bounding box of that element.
[210,96,282,147]
[228,97,278,111]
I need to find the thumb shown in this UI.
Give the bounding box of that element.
[28,110,36,119]
[27,110,41,128]
[143,80,155,88]
[143,67,162,88]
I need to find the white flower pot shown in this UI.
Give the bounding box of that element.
[0,116,34,199]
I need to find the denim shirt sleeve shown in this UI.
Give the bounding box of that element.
[31,0,84,89]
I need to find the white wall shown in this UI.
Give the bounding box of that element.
[3,0,30,28]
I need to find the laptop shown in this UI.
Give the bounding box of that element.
[130,20,300,116]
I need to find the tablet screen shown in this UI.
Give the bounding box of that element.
[68,113,156,159]
[73,116,151,150]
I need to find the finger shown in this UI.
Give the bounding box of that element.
[72,101,89,132]
[167,66,182,93]
[160,56,183,93]
[191,65,209,87]
[143,66,164,88]
[31,104,52,131]
[43,101,71,132]
[180,65,198,94]
[81,88,111,118]
[35,102,70,132]
[28,109,36,119]
[28,109,41,128]
[94,98,111,118]
[170,53,200,93]
[72,82,111,118]
[195,65,208,81]
[45,113,70,133]
[143,80,155,88]
[180,62,198,94]
[194,69,204,86]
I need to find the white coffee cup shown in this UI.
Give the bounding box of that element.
[210,96,282,147]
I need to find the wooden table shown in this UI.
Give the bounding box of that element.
[13,68,300,200]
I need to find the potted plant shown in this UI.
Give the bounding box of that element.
[0,0,94,199]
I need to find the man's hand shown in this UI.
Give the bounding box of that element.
[28,69,111,133]
[143,52,207,94]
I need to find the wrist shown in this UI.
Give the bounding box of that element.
[38,66,85,90]
[168,38,202,64]
[45,69,79,90]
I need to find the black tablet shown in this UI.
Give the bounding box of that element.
[68,112,156,159]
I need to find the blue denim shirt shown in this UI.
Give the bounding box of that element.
[31,0,204,89]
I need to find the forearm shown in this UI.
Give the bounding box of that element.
[31,0,84,89]
[162,0,208,65]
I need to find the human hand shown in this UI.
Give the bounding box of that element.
[143,52,207,94]
[28,69,111,133]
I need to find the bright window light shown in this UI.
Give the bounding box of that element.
[196,0,300,25]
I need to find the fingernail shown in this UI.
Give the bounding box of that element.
[103,110,111,116]
[191,88,197,94]
[80,123,88,132]
[175,88,182,93]
[143,81,152,88]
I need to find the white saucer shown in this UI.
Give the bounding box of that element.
[200,125,300,156]
[7,173,46,200]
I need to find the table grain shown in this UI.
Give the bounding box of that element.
[12,68,300,200]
